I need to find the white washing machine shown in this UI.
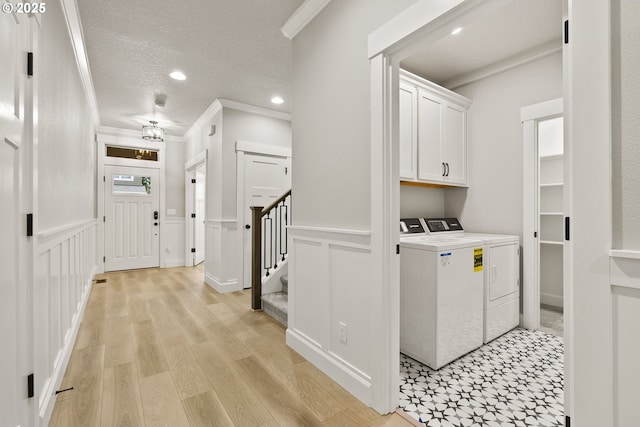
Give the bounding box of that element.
[399,218,484,369]
[421,218,521,343]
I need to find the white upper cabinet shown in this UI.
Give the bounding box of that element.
[399,70,472,187]
[399,82,418,180]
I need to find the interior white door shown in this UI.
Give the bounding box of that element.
[242,154,291,288]
[194,165,206,265]
[104,165,160,271]
[0,10,26,427]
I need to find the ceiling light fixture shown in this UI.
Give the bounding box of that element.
[271,96,284,105]
[451,27,463,35]
[169,71,186,80]
[142,120,164,142]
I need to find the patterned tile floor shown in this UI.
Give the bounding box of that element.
[399,328,564,427]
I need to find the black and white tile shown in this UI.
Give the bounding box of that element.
[399,328,564,427]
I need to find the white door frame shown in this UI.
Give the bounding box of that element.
[521,97,563,331]
[96,129,166,273]
[235,140,291,290]
[185,150,207,266]
[367,0,572,414]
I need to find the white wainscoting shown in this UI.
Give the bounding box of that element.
[610,251,640,426]
[164,217,185,268]
[286,225,374,405]
[204,219,239,293]
[35,219,97,424]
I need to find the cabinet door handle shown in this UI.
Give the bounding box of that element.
[442,162,446,176]
[445,163,450,177]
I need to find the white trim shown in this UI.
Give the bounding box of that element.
[37,218,96,240]
[610,250,640,260]
[288,225,371,248]
[610,256,640,290]
[235,140,292,158]
[286,328,372,403]
[204,272,239,293]
[59,0,99,125]
[400,69,472,107]
[204,219,237,225]
[445,39,562,90]
[184,150,207,170]
[281,0,332,39]
[39,267,95,424]
[521,97,564,123]
[184,100,223,141]
[218,99,292,121]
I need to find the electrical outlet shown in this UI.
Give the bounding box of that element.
[338,322,347,344]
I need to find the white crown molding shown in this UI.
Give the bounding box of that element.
[95,125,184,143]
[184,98,291,140]
[60,0,100,125]
[444,39,562,90]
[281,0,332,40]
[218,99,292,121]
[184,99,224,140]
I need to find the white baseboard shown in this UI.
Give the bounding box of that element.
[540,292,563,309]
[286,328,372,405]
[165,258,185,268]
[40,265,96,426]
[205,271,240,293]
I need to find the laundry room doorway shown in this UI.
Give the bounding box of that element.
[185,150,207,266]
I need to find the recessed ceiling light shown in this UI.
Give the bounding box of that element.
[170,71,186,81]
[451,27,463,35]
[271,96,284,105]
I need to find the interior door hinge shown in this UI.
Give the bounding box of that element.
[26,213,33,237]
[103,175,106,182]
[103,216,105,223]
[564,20,569,44]
[191,178,196,184]
[534,231,537,238]
[285,167,288,175]
[396,244,400,255]
[565,217,570,241]
[191,248,196,253]
[27,52,33,76]
[27,373,34,398]
[103,256,106,263]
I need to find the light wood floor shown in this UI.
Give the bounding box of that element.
[49,265,413,427]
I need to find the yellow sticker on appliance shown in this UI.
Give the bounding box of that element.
[474,247,483,272]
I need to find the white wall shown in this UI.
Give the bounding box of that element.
[288,0,417,412]
[399,186,444,218]
[292,0,418,230]
[444,52,563,238]
[38,2,95,231]
[165,140,186,218]
[612,0,640,250]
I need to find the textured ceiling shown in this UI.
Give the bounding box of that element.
[401,0,563,87]
[77,0,303,136]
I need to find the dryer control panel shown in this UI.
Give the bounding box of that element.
[400,218,425,235]
[423,218,464,234]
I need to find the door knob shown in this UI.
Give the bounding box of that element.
[245,224,251,229]
[154,222,158,226]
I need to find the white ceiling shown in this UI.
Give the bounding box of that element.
[77,0,303,136]
[400,0,563,88]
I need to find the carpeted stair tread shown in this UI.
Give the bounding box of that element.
[262,291,288,326]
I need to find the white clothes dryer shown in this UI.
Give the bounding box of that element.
[421,219,521,343]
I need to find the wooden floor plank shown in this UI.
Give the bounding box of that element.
[101,362,144,427]
[182,391,235,427]
[131,320,169,378]
[104,315,134,368]
[139,371,190,427]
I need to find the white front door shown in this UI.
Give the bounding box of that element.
[104,165,160,271]
[242,154,290,288]
[0,10,27,427]
[194,165,205,265]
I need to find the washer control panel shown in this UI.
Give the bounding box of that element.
[400,218,425,235]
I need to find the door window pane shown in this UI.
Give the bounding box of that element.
[113,175,151,195]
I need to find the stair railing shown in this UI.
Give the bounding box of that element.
[251,189,291,310]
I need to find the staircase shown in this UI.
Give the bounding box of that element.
[261,274,288,326]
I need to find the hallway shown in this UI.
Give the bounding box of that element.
[48,266,412,427]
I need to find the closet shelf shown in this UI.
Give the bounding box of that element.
[540,240,563,246]
[540,182,563,187]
